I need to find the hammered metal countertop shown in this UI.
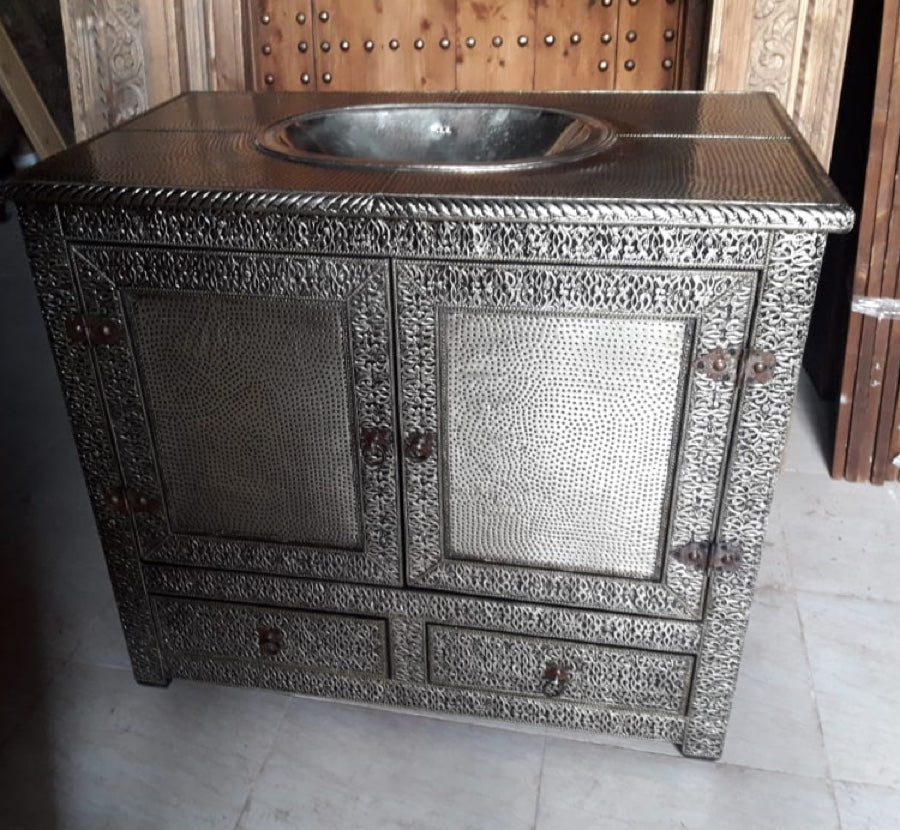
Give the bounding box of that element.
[5,91,852,230]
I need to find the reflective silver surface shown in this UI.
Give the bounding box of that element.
[442,308,690,578]
[7,91,852,762]
[254,103,618,170]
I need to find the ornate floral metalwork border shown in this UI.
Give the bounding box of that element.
[682,231,828,758]
[16,204,167,684]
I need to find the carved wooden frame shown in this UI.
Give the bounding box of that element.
[704,0,853,166]
[60,0,249,141]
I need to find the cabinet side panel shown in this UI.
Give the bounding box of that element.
[15,203,168,685]
[682,230,826,759]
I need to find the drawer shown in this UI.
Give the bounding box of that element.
[427,625,693,714]
[153,597,388,679]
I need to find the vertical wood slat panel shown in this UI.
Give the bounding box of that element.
[885,327,900,481]
[791,0,851,168]
[678,0,708,89]
[181,0,249,91]
[616,0,682,91]
[313,0,455,91]
[250,0,317,90]
[872,318,900,482]
[833,0,900,481]
[455,0,535,91]
[532,0,618,91]
[703,0,751,96]
[854,120,900,482]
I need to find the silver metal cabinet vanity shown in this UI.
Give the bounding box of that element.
[6,91,851,758]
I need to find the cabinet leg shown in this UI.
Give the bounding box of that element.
[134,673,171,688]
[680,717,726,760]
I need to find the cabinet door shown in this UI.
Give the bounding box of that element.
[396,260,757,619]
[70,246,401,586]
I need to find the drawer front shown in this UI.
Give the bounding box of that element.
[153,597,388,679]
[427,625,693,714]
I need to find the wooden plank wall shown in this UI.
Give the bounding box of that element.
[248,0,693,94]
[60,1,853,166]
[833,0,900,484]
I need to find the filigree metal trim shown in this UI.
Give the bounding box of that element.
[682,230,827,759]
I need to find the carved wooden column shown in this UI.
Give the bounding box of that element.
[704,0,854,166]
[60,0,248,141]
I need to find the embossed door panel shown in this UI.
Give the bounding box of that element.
[396,260,757,618]
[70,246,401,585]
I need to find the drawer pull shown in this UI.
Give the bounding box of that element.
[541,661,572,697]
[258,626,284,656]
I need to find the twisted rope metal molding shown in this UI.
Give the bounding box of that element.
[2,182,853,232]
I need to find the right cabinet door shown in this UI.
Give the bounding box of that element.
[395,260,758,620]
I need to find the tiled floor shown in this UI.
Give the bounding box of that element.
[1,213,898,829]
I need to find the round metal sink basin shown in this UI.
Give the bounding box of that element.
[254,103,618,171]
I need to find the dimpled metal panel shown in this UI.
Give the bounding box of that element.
[126,290,361,548]
[153,597,387,677]
[427,626,693,714]
[442,309,689,577]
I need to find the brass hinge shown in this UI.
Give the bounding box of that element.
[672,540,743,573]
[695,347,776,385]
[65,314,122,346]
[105,488,160,515]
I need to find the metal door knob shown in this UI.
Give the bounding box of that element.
[541,661,572,697]
[258,626,284,656]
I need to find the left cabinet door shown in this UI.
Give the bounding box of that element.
[69,245,401,586]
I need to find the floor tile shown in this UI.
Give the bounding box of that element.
[782,373,834,476]
[535,739,839,830]
[798,592,900,789]
[0,664,290,830]
[754,528,794,593]
[71,589,132,670]
[0,657,65,749]
[236,696,545,830]
[377,699,683,758]
[834,780,900,830]
[770,471,900,602]
[722,589,828,777]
